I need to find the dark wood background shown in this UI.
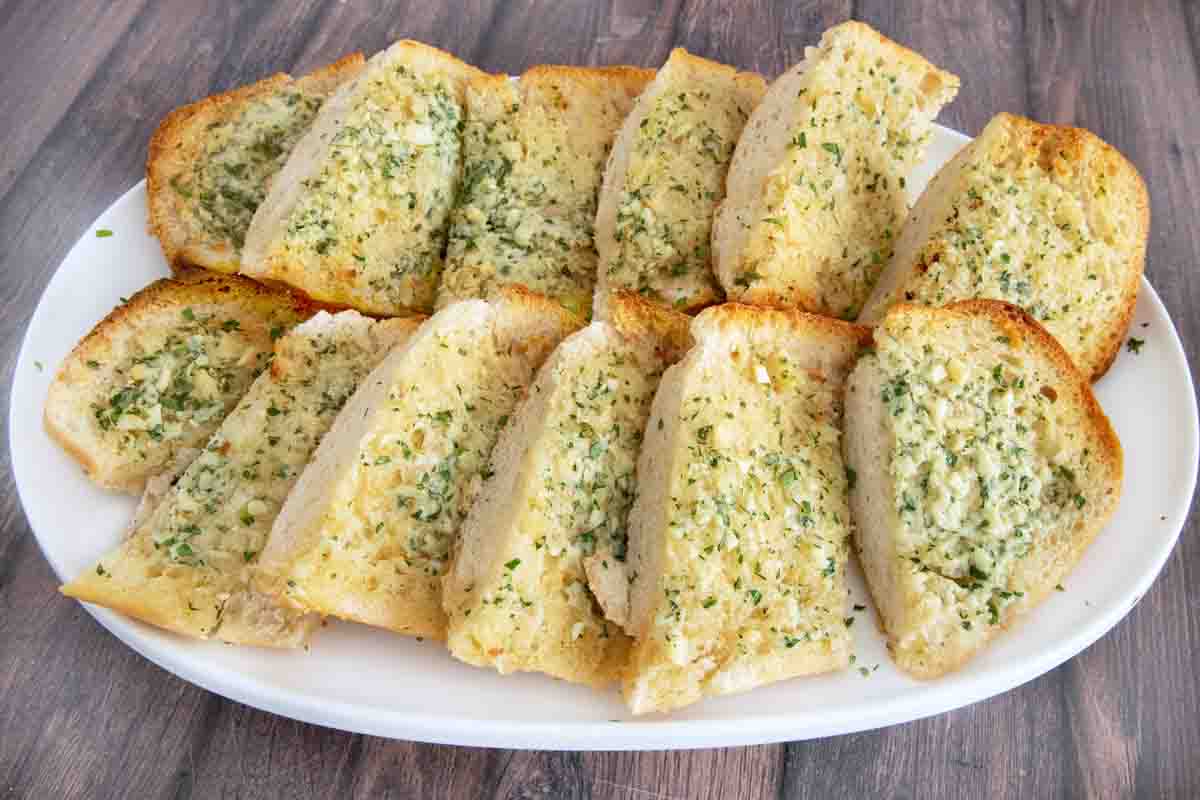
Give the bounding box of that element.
[1,1,1196,797]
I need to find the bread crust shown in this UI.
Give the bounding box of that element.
[147,54,365,275]
[44,274,318,492]
[847,299,1122,679]
[858,113,1149,381]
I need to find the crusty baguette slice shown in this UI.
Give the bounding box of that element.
[844,301,1122,679]
[241,41,487,315]
[255,288,581,640]
[438,65,653,317]
[857,113,1150,380]
[442,292,690,687]
[61,311,419,647]
[594,49,764,315]
[712,21,959,319]
[148,55,365,274]
[621,304,870,714]
[44,274,316,493]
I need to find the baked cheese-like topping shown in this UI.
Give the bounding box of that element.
[606,88,747,307]
[91,306,273,467]
[874,324,1091,644]
[283,64,463,311]
[176,89,324,251]
[632,344,852,694]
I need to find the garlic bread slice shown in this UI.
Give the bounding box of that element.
[712,21,959,318]
[439,66,652,316]
[242,41,486,315]
[256,288,581,640]
[148,55,365,274]
[45,274,315,493]
[858,113,1149,380]
[622,304,870,714]
[595,49,764,314]
[61,311,418,647]
[443,293,690,687]
[844,301,1122,678]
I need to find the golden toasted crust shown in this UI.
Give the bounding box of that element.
[692,302,874,351]
[147,54,365,275]
[521,63,656,94]
[606,291,694,364]
[44,274,318,492]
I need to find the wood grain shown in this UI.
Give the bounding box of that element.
[0,1,1196,798]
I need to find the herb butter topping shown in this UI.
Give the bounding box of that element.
[92,306,273,469]
[283,64,463,311]
[607,86,748,307]
[89,314,395,640]
[628,331,854,705]
[444,327,665,679]
[873,321,1092,640]
[177,89,324,250]
[442,72,633,316]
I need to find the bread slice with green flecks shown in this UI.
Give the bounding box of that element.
[61,310,419,647]
[844,300,1122,679]
[621,303,871,714]
[255,287,581,640]
[593,49,764,315]
[44,274,317,494]
[242,40,487,315]
[442,292,690,687]
[148,54,365,274]
[712,21,959,319]
[857,113,1149,380]
[438,65,652,317]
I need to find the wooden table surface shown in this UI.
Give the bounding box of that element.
[1,1,1197,797]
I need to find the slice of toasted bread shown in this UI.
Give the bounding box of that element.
[712,21,959,319]
[147,55,365,274]
[844,301,1122,679]
[857,113,1149,380]
[61,311,419,647]
[442,292,690,687]
[44,275,316,493]
[438,66,653,317]
[621,304,870,714]
[241,41,487,315]
[594,49,765,315]
[255,288,581,640]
